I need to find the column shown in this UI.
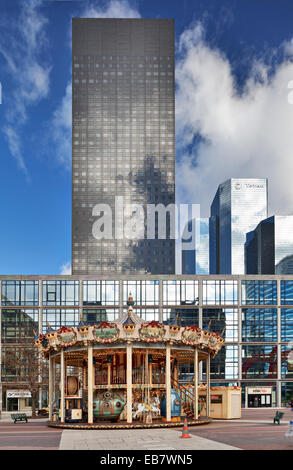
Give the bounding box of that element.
[194,348,199,420]
[38,280,43,411]
[126,341,132,424]
[206,353,210,417]
[49,354,53,421]
[88,344,94,424]
[166,343,171,422]
[60,349,65,424]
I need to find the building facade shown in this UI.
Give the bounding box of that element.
[72,19,175,275]
[181,218,209,275]
[210,178,268,275]
[1,274,292,411]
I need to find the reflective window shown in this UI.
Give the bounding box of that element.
[162,280,199,305]
[242,309,277,342]
[241,280,277,305]
[133,308,160,322]
[281,309,293,342]
[42,309,79,332]
[43,281,79,306]
[281,281,293,305]
[163,308,198,326]
[203,345,238,380]
[203,309,238,342]
[2,281,39,306]
[281,345,293,379]
[203,280,238,305]
[242,345,278,378]
[82,308,120,324]
[83,280,119,305]
[123,280,159,305]
[281,382,293,407]
[1,309,38,343]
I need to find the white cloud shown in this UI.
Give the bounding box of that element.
[51,0,141,168]
[60,261,71,275]
[0,0,50,177]
[81,0,141,18]
[176,23,293,217]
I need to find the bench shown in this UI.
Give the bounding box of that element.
[11,413,28,424]
[273,411,284,425]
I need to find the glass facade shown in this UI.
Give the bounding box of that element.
[210,178,268,274]
[72,19,175,275]
[0,274,292,409]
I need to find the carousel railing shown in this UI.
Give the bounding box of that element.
[171,376,197,418]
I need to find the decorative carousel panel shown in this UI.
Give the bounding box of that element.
[93,321,120,343]
[139,321,166,343]
[181,326,202,345]
[57,326,77,347]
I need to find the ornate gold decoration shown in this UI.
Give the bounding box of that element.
[182,325,202,345]
[93,321,119,343]
[139,321,165,343]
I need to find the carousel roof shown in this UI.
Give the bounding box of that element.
[33,294,224,359]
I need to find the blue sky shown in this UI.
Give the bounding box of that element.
[0,0,293,274]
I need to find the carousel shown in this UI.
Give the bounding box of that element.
[34,295,224,429]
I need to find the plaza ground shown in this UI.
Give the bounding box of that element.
[0,409,292,450]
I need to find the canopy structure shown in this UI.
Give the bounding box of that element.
[34,294,224,428]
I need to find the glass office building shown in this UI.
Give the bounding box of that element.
[245,216,293,274]
[210,178,268,274]
[72,19,175,275]
[181,218,209,274]
[1,274,292,411]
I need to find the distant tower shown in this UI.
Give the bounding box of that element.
[210,178,268,274]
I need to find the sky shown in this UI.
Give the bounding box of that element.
[0,0,293,275]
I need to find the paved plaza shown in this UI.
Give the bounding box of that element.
[0,409,293,450]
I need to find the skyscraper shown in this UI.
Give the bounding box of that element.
[210,178,268,274]
[245,215,293,274]
[72,19,175,275]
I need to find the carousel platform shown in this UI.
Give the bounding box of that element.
[48,417,212,430]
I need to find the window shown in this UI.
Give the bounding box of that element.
[242,309,277,342]
[162,280,199,305]
[242,280,277,305]
[123,280,159,306]
[203,280,238,305]
[83,281,119,306]
[43,281,79,306]
[2,281,39,306]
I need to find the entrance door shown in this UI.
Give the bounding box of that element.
[8,398,18,411]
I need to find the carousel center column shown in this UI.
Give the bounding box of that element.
[88,343,94,425]
[126,341,132,424]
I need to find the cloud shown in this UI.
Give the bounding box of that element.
[176,23,293,217]
[0,0,51,178]
[60,261,72,275]
[51,0,141,168]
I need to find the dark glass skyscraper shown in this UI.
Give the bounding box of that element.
[72,19,175,275]
[245,215,293,274]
